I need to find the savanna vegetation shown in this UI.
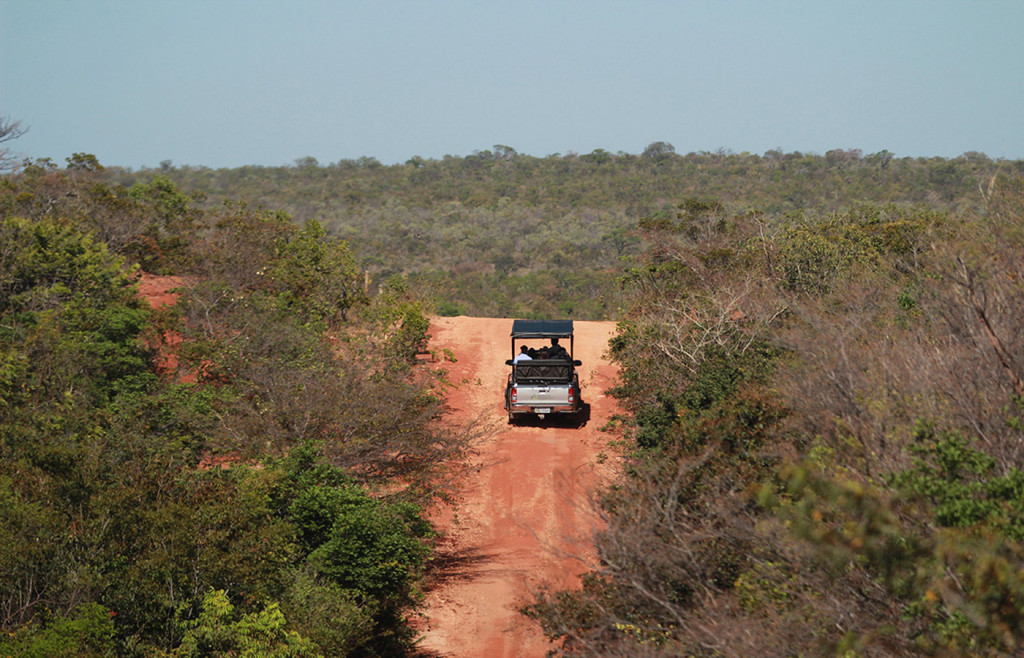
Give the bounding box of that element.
[523,171,1024,655]
[4,138,1024,656]
[108,144,1021,321]
[0,155,475,656]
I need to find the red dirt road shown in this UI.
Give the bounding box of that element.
[133,278,620,654]
[417,317,620,658]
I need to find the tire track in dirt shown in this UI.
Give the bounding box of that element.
[417,317,620,658]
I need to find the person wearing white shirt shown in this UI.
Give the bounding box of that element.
[513,345,533,363]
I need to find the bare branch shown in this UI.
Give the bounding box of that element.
[953,255,1024,399]
[0,115,28,171]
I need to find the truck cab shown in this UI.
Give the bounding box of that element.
[504,319,582,423]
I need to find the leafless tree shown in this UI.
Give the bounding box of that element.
[0,115,28,171]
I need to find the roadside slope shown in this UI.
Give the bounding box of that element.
[418,316,620,658]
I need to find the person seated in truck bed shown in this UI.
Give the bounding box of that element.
[548,337,570,360]
[514,345,532,363]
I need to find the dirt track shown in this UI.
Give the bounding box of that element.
[134,277,619,655]
[417,316,620,658]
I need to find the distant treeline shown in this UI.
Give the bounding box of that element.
[108,145,1023,320]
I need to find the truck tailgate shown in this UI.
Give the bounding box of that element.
[517,384,571,406]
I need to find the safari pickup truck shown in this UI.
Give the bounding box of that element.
[504,319,582,423]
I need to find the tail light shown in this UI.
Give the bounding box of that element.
[568,387,574,404]
[511,386,517,404]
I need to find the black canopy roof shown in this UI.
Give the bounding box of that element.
[510,319,574,338]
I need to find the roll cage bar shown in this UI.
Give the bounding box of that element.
[509,319,574,360]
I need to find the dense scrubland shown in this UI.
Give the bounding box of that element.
[521,164,1024,655]
[110,145,1019,321]
[0,157,475,656]
[3,143,1024,655]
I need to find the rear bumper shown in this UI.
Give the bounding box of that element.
[508,403,577,415]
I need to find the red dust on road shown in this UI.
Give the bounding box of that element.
[417,316,620,658]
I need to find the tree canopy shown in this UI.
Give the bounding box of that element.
[526,177,1024,655]
[109,147,1021,320]
[0,162,472,656]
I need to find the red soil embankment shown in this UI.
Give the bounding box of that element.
[136,273,189,377]
[136,273,188,310]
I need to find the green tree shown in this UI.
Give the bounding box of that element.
[174,589,317,658]
[0,602,116,658]
[270,219,365,326]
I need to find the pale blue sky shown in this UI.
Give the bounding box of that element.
[2,0,1022,169]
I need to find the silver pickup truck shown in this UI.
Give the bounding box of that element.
[504,319,582,423]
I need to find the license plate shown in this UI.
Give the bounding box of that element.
[534,408,552,414]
